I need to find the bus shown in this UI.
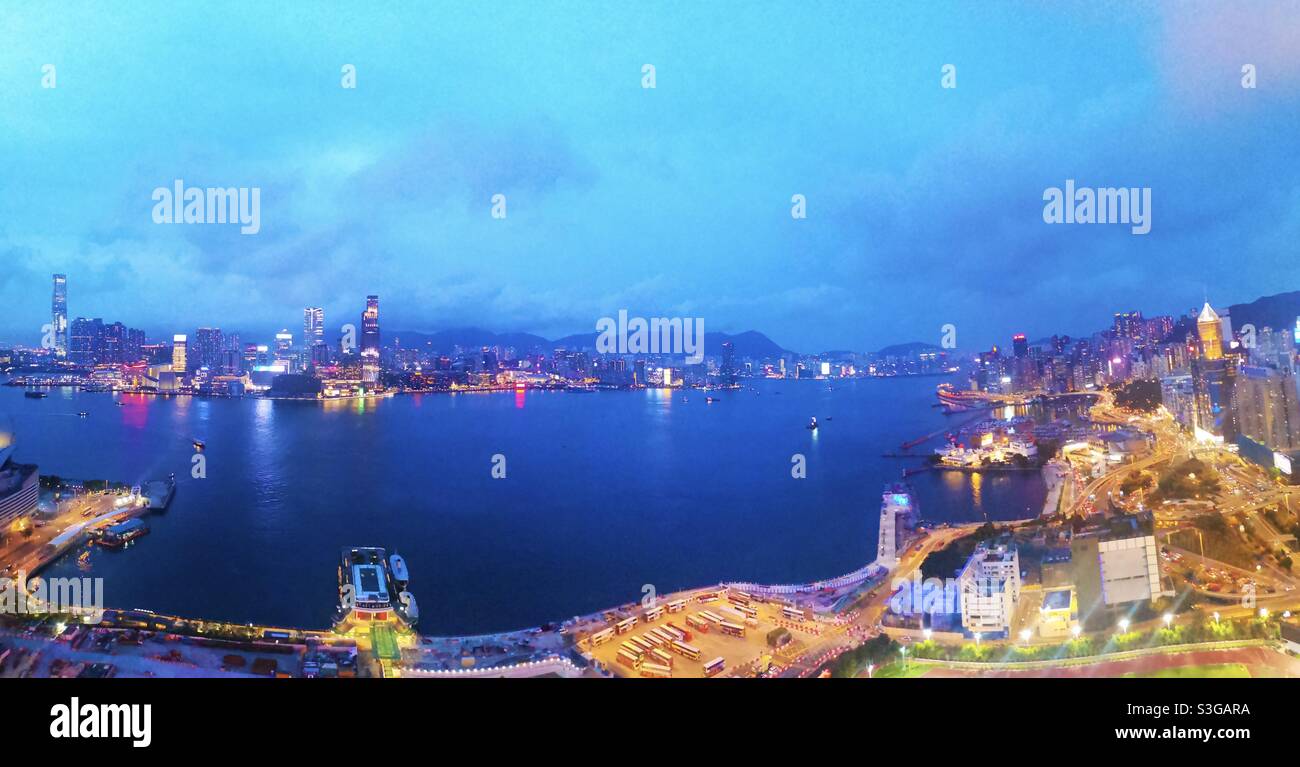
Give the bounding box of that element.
[630,636,657,653]
[616,648,642,669]
[665,622,692,642]
[666,599,688,613]
[650,647,675,668]
[671,640,701,661]
[728,590,752,606]
[720,606,747,623]
[781,606,806,622]
[643,605,664,622]
[649,628,676,645]
[731,603,758,619]
[685,615,710,633]
[703,657,726,677]
[719,621,746,638]
[620,641,644,658]
[616,616,638,634]
[639,662,672,678]
[590,628,615,646]
[696,591,720,604]
[659,625,685,642]
[700,610,725,625]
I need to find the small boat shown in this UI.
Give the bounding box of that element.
[78,411,89,418]
[24,391,47,399]
[807,417,818,430]
[706,396,717,404]
[192,439,206,451]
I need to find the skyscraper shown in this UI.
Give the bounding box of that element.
[194,328,224,372]
[720,340,736,386]
[361,295,380,385]
[172,334,188,375]
[51,274,68,357]
[304,307,324,345]
[1012,333,1029,358]
[1197,301,1224,360]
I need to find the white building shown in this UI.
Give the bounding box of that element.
[959,543,1021,636]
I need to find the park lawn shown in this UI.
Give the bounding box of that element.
[869,663,932,679]
[1123,663,1251,679]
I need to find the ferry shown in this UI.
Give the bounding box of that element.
[97,518,149,548]
[23,391,47,399]
[335,547,419,628]
[78,411,89,418]
[192,439,205,451]
[807,416,818,430]
[936,382,987,413]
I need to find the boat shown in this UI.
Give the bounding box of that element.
[23,391,47,399]
[97,518,149,548]
[78,411,89,418]
[706,396,717,404]
[389,553,410,592]
[807,416,818,430]
[192,439,205,451]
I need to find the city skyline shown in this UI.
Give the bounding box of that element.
[3,3,1299,351]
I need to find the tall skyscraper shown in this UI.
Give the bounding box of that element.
[194,328,223,372]
[1197,301,1224,360]
[304,307,325,345]
[172,334,188,375]
[1012,333,1029,358]
[51,274,68,357]
[361,295,380,384]
[720,340,736,386]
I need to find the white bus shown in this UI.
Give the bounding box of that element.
[782,606,806,622]
[639,662,672,678]
[617,648,642,669]
[616,616,638,634]
[643,605,664,622]
[696,591,720,604]
[650,647,675,668]
[728,590,752,606]
[666,599,688,613]
[720,606,747,623]
[686,614,710,633]
[590,628,614,646]
[719,621,746,638]
[700,610,725,625]
[703,656,726,677]
[731,603,758,619]
[671,640,701,661]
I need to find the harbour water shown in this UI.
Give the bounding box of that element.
[6,376,1047,635]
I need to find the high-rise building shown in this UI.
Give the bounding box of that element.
[720,340,736,386]
[172,334,188,375]
[1012,333,1028,359]
[1235,365,1300,452]
[1197,301,1224,360]
[51,274,68,358]
[304,307,325,345]
[69,317,103,365]
[958,542,1021,636]
[361,295,380,385]
[194,328,223,372]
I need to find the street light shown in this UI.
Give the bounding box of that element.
[1118,618,1130,634]
[1071,624,1082,638]
[1212,611,1220,624]
[1162,613,1174,627]
[1019,628,1032,643]
[1259,608,1270,619]
[922,628,932,641]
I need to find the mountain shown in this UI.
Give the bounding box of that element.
[387,327,551,352]
[876,341,941,357]
[1226,291,1300,333]
[390,327,793,358]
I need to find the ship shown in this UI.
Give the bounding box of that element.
[23,391,47,399]
[936,382,988,413]
[97,518,149,548]
[334,547,419,630]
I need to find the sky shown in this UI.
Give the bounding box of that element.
[1,1,1298,353]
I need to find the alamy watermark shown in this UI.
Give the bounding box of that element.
[151,179,261,234]
[1,572,105,623]
[595,310,704,364]
[1042,179,1150,235]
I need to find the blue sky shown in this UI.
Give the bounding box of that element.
[2,1,1298,352]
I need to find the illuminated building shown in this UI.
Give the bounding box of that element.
[305,307,327,366]
[51,274,68,358]
[1197,301,1223,360]
[69,317,103,365]
[1235,365,1300,451]
[1012,333,1028,358]
[0,416,39,529]
[172,334,188,375]
[1071,513,1163,630]
[959,542,1020,637]
[194,328,223,372]
[361,295,380,385]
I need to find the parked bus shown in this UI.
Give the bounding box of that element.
[720,606,747,623]
[620,641,644,658]
[728,590,752,606]
[731,603,758,619]
[659,625,685,642]
[650,647,675,668]
[700,610,725,625]
[671,640,701,661]
[696,591,720,604]
[666,599,688,613]
[649,628,676,645]
[639,662,672,678]
[643,605,664,622]
[665,622,692,641]
[630,636,656,653]
[685,615,710,633]
[617,648,642,669]
[616,616,638,634]
[590,627,614,646]
[703,656,726,677]
[719,621,746,638]
[782,606,806,622]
